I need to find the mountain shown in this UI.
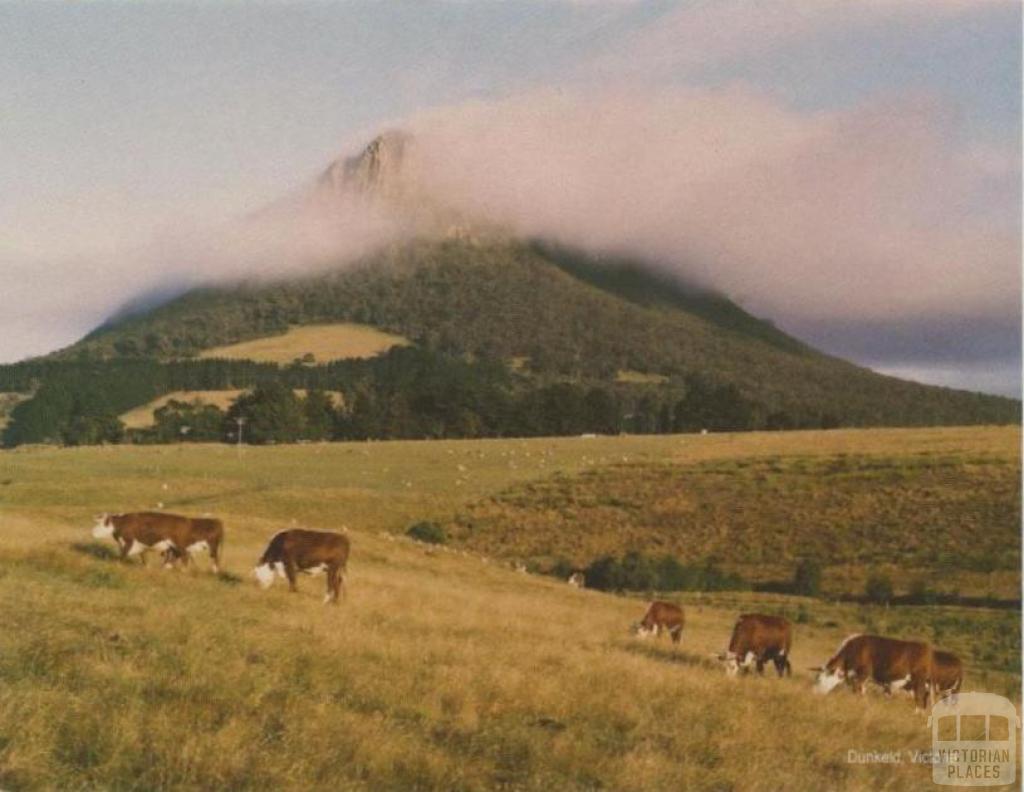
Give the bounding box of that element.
[0,134,1018,446]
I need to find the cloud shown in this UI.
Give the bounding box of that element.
[0,178,410,360]
[2,80,1015,377]
[397,85,1018,326]
[589,0,1018,79]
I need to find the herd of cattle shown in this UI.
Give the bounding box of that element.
[633,601,963,709]
[91,510,964,708]
[91,511,350,604]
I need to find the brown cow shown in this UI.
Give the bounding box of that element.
[717,613,793,677]
[631,601,685,644]
[887,649,963,701]
[92,512,223,572]
[813,634,934,709]
[253,529,349,605]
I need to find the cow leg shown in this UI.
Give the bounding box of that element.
[208,538,221,574]
[325,565,341,605]
[670,626,682,645]
[755,657,765,675]
[773,655,787,678]
[911,678,929,711]
[284,560,298,592]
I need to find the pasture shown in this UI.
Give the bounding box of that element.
[119,389,345,429]
[0,427,1019,790]
[196,322,410,364]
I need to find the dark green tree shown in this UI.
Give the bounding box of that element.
[226,383,305,444]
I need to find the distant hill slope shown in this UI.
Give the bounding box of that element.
[59,238,1018,427]
[447,440,1021,597]
[196,323,410,364]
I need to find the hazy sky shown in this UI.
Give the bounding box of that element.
[1,1,1020,396]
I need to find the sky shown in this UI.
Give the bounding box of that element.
[0,0,1020,397]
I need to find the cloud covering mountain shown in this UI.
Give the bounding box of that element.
[0,0,1018,394]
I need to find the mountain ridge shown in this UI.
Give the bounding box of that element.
[2,133,1018,445]
[49,236,1019,427]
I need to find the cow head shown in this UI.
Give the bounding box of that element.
[630,621,653,638]
[252,563,276,589]
[715,651,754,677]
[91,513,115,539]
[811,663,845,694]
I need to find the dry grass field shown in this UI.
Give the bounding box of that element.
[0,392,29,431]
[196,323,410,364]
[0,427,1019,790]
[119,390,247,429]
[120,390,345,429]
[450,448,1020,598]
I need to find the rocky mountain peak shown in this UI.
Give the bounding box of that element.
[319,130,411,197]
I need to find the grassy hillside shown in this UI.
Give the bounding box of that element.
[197,322,410,364]
[119,390,246,429]
[448,432,1021,598]
[0,392,29,431]
[0,428,1019,789]
[119,389,345,429]
[60,239,1019,428]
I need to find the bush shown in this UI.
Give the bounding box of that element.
[908,577,938,605]
[406,521,447,545]
[549,558,575,580]
[864,570,894,604]
[582,551,747,593]
[792,558,822,597]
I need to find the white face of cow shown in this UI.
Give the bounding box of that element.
[630,622,653,638]
[719,651,755,677]
[91,514,114,539]
[813,666,845,694]
[253,563,276,589]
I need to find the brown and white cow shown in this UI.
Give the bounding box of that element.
[717,613,793,677]
[631,601,685,644]
[887,648,963,701]
[92,512,223,572]
[253,529,350,605]
[813,634,934,709]
[567,572,585,588]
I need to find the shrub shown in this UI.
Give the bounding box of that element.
[549,558,575,580]
[908,577,937,605]
[792,558,822,597]
[583,556,624,591]
[582,551,747,593]
[407,521,447,545]
[864,570,894,604]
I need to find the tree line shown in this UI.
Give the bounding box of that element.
[1,346,855,447]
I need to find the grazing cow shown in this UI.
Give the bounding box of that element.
[253,529,349,605]
[91,512,223,572]
[887,649,963,701]
[717,613,793,677]
[632,601,685,644]
[812,634,934,709]
[567,572,585,588]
